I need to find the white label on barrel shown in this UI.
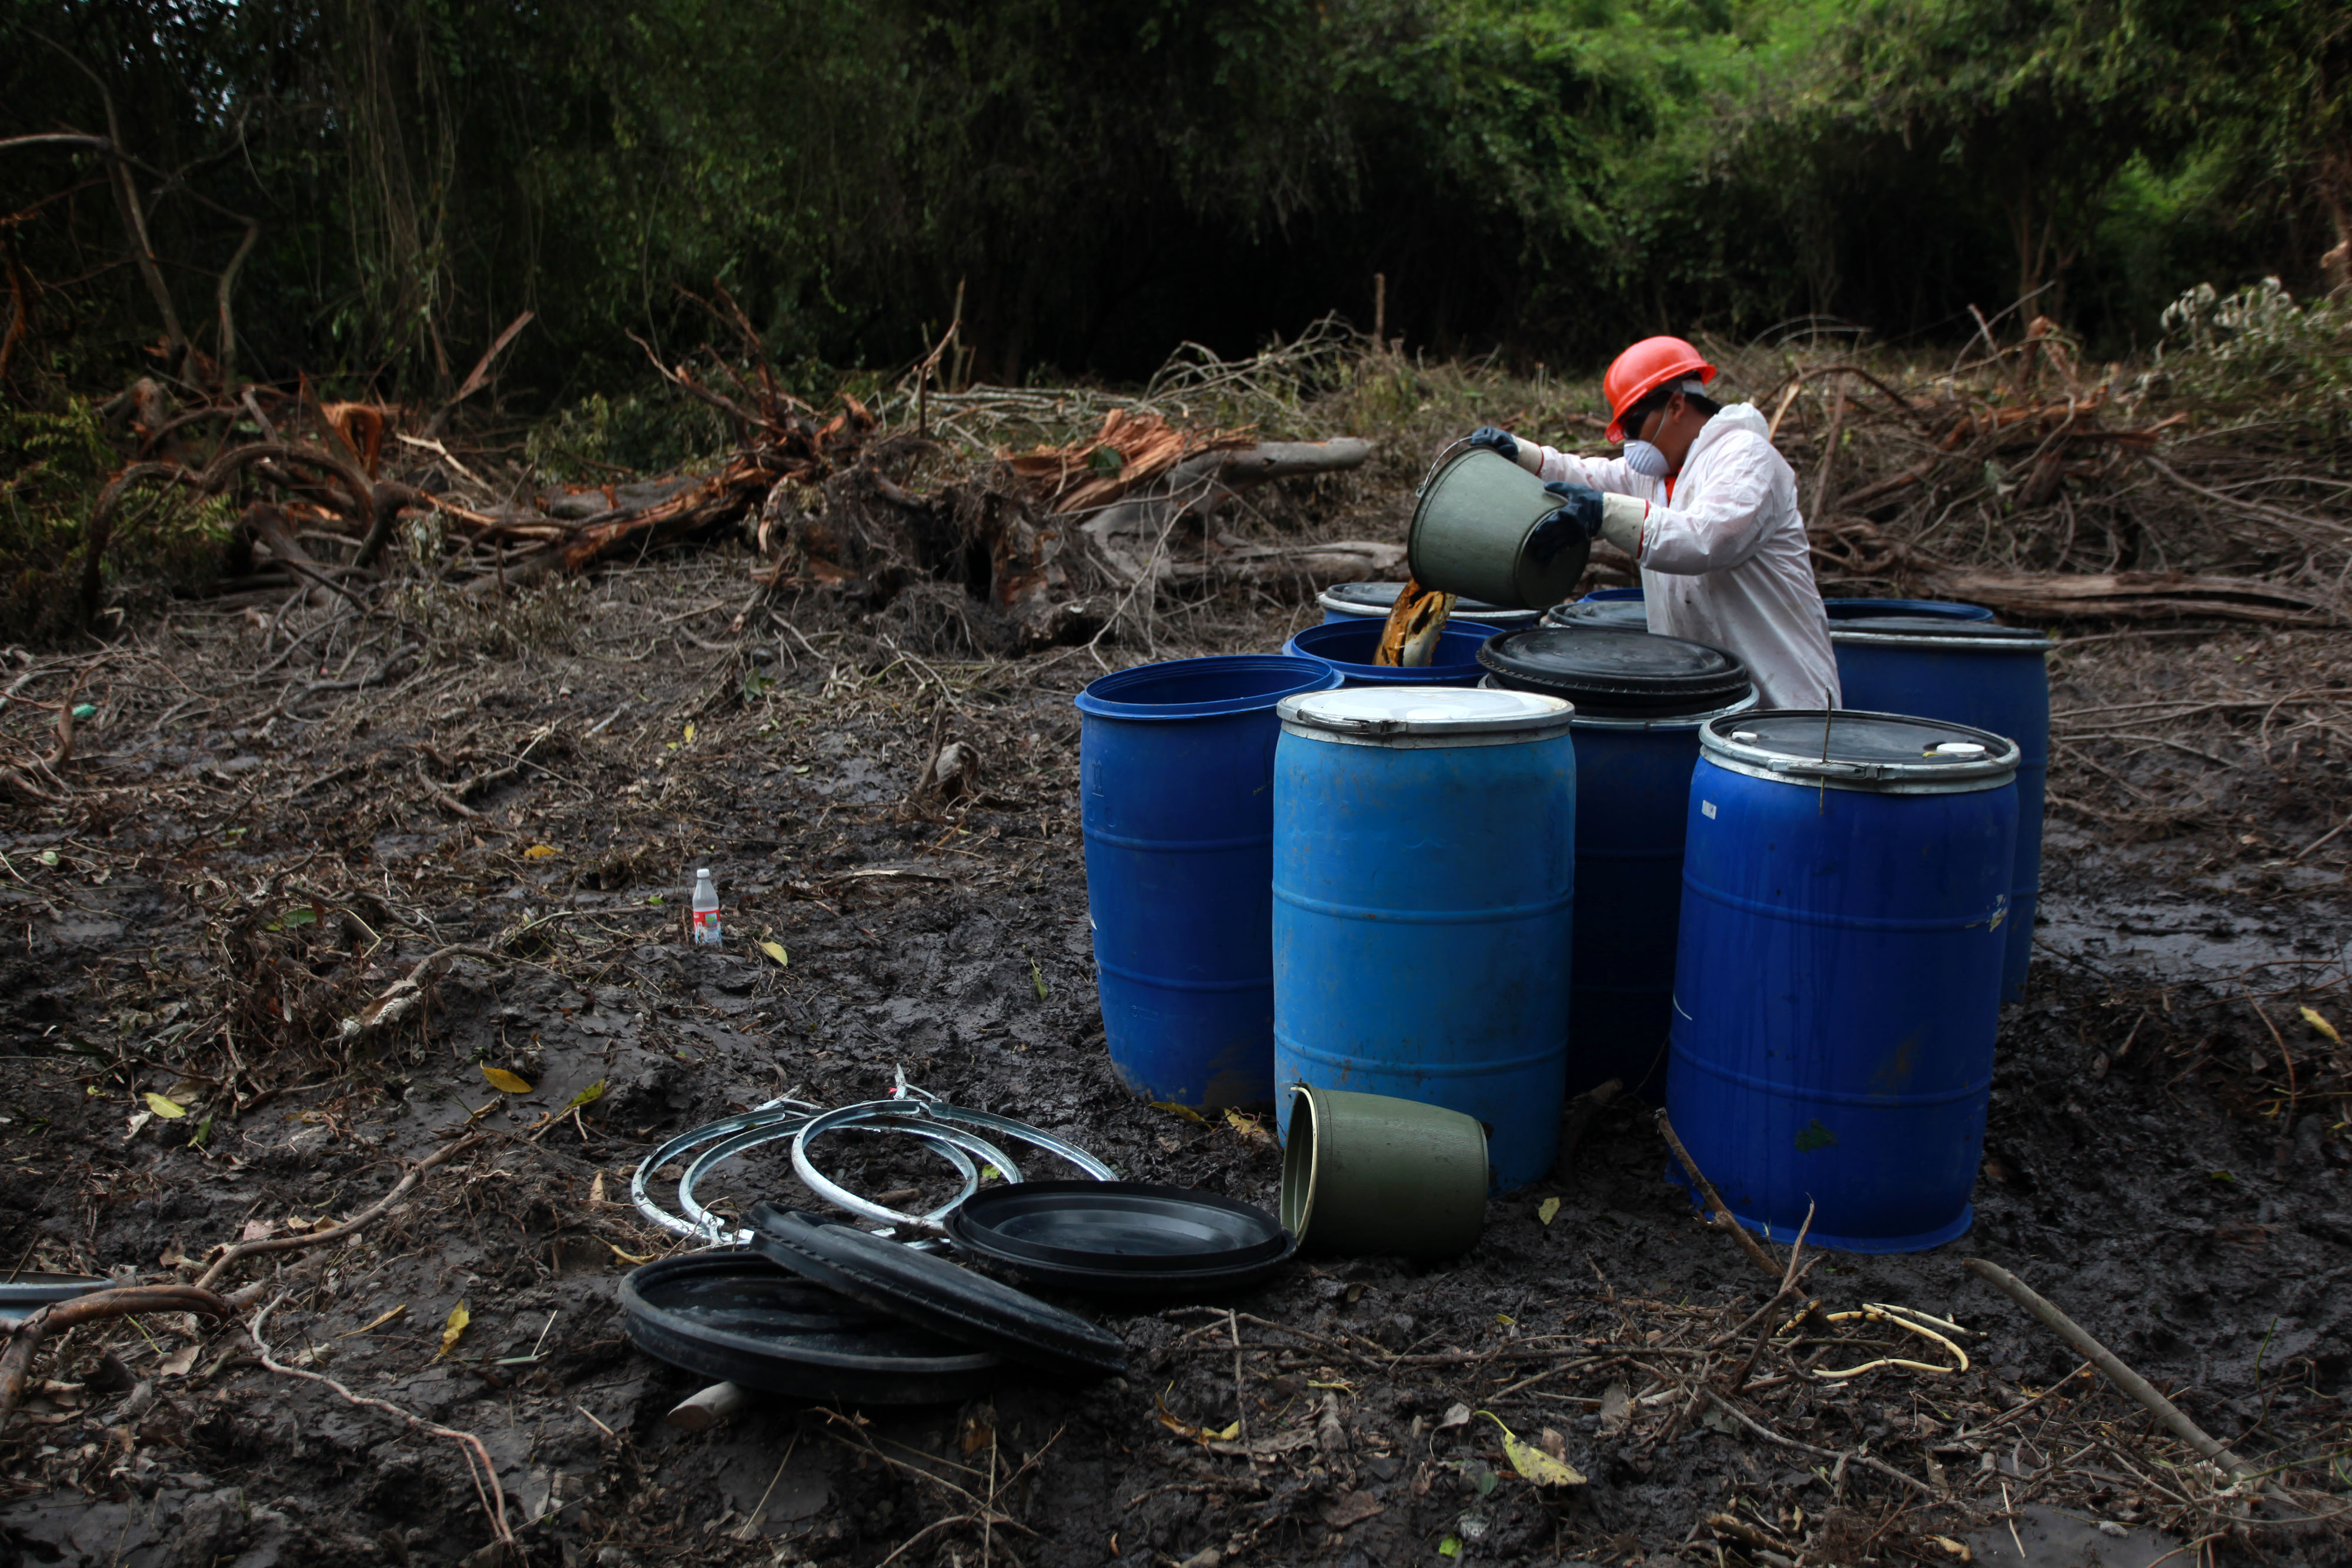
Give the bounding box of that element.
[1701,800,1717,819]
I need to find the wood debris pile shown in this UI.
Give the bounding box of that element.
[1728,315,2352,626]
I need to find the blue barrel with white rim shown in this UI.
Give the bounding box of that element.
[1823,597,1995,622]
[1668,710,2020,1252]
[1317,581,1542,631]
[1281,620,1495,688]
[1075,654,1344,1108]
[1477,626,1756,1096]
[1829,617,2051,1003]
[1272,686,1578,1191]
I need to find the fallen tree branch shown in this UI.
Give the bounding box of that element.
[249,1292,515,1553]
[195,1133,485,1291]
[0,1285,232,1432]
[1656,1109,1783,1282]
[1963,1257,2255,1485]
[1932,569,2344,626]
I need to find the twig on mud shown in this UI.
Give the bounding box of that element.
[1699,1389,1936,1496]
[1655,1109,1783,1282]
[1725,1202,1815,1394]
[248,1292,516,1553]
[193,1133,485,1292]
[0,1285,233,1432]
[1963,1258,2258,1487]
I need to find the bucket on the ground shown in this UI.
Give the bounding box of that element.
[1822,597,1994,622]
[1317,581,1541,631]
[1407,446,1591,609]
[1477,625,1756,1095]
[1075,654,1342,1108]
[1666,710,2020,1252]
[1271,685,1576,1191]
[1281,619,1495,687]
[1828,617,2051,1004]
[1279,1084,1488,1259]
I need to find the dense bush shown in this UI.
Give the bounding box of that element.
[0,0,2342,399]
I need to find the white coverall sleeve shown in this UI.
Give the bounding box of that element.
[1619,435,1778,575]
[1513,439,1645,496]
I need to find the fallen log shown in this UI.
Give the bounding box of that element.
[1079,437,1373,590]
[1929,570,2344,626]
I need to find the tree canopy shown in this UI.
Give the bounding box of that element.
[1,0,2340,402]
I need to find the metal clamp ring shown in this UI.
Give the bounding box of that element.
[681,1112,1007,1242]
[793,1099,1115,1233]
[632,1099,818,1238]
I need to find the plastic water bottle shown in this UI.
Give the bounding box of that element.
[691,867,722,945]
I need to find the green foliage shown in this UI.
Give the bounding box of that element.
[523,392,730,483]
[0,393,234,641]
[0,0,2339,406]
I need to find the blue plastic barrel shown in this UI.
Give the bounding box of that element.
[1317,581,1541,631]
[1823,597,1994,621]
[1272,686,1578,1191]
[1281,620,1495,687]
[1075,655,1343,1107]
[1477,626,1756,1095]
[1829,618,2051,1004]
[1668,710,2020,1252]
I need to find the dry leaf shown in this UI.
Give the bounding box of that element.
[1224,1109,1271,1142]
[238,1219,277,1242]
[1480,1411,1586,1486]
[1436,1402,1472,1432]
[756,940,790,968]
[1598,1381,1633,1435]
[158,1343,200,1377]
[1318,1490,1384,1530]
[436,1300,470,1361]
[523,844,559,859]
[1930,1538,1973,1562]
[1538,1196,1561,1226]
[480,1066,533,1094]
[1149,1101,1207,1124]
[2302,1006,2341,1046]
[143,1092,186,1119]
[589,1171,607,1205]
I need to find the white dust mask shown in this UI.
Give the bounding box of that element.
[1622,439,1672,479]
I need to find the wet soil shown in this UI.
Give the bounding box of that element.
[2,566,2348,1568]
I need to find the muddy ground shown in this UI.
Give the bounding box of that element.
[1,556,2348,1568]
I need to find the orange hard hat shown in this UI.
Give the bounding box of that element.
[1602,336,1718,443]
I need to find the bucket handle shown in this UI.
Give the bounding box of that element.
[1413,435,1477,502]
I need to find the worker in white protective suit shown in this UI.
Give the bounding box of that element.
[1464,336,1840,709]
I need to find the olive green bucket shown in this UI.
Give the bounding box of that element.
[1407,446,1592,609]
[1280,1085,1489,1260]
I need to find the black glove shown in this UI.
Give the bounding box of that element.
[1465,426,1519,463]
[1527,480,1604,563]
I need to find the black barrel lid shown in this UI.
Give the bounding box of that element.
[1544,599,1651,630]
[947,1181,1298,1298]
[1478,626,1752,717]
[747,1203,1127,1379]
[1319,581,1529,620]
[1700,709,2020,790]
[949,1180,1288,1263]
[1828,617,2048,643]
[619,1252,1006,1404]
